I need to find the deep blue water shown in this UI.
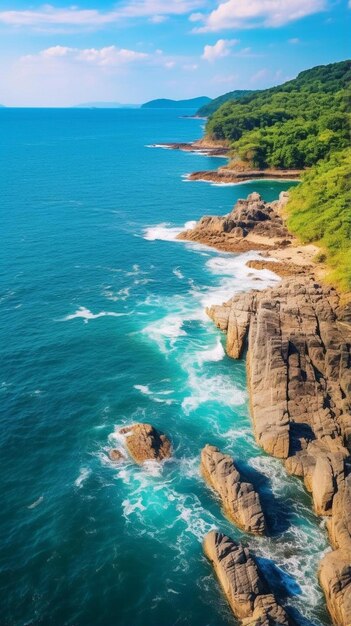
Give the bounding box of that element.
[0,109,330,626]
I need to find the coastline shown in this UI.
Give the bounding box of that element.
[151,138,230,157]
[176,190,351,625]
[155,139,302,183]
[187,168,302,184]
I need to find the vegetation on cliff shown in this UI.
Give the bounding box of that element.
[197,90,255,117]
[205,61,350,169]
[201,61,351,290]
[286,148,351,291]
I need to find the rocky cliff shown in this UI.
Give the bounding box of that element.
[207,269,351,625]
[188,168,302,184]
[201,445,266,535]
[203,531,293,625]
[177,192,292,254]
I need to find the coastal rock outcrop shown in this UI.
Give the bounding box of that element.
[119,423,172,464]
[177,193,291,253]
[188,167,302,185]
[207,277,351,476]
[319,473,351,626]
[319,548,351,626]
[156,138,229,157]
[108,449,126,463]
[201,445,266,535]
[203,531,292,625]
[207,276,351,625]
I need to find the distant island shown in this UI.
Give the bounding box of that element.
[141,96,211,111]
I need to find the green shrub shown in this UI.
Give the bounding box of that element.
[206,61,351,169]
[286,149,351,291]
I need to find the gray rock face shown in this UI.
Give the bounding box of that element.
[177,193,290,252]
[203,531,292,625]
[201,445,266,535]
[207,276,351,625]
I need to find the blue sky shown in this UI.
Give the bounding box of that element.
[0,0,349,106]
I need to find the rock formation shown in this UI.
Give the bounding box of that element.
[119,423,172,464]
[319,473,351,626]
[177,192,292,253]
[188,167,301,185]
[207,275,351,625]
[201,445,266,535]
[156,138,229,157]
[246,259,306,278]
[108,449,126,463]
[203,531,292,625]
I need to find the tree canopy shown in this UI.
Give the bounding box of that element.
[206,61,351,170]
[286,148,351,291]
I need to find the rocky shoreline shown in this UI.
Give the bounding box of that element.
[152,138,230,157]
[156,140,302,182]
[180,192,351,625]
[188,167,302,184]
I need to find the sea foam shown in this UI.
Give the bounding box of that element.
[143,221,196,242]
[60,306,129,323]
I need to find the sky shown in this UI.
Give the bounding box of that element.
[0,0,349,106]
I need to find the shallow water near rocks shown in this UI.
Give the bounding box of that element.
[0,108,330,626]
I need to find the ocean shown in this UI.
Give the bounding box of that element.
[0,108,329,626]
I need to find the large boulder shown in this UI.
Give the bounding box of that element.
[119,423,172,464]
[177,193,290,253]
[319,549,351,626]
[201,445,266,535]
[203,531,291,625]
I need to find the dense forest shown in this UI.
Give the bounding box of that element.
[202,61,351,290]
[197,90,255,117]
[286,148,351,290]
[205,61,350,170]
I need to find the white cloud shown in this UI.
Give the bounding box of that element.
[213,73,238,84]
[288,37,300,44]
[41,45,73,58]
[183,63,198,70]
[21,45,149,67]
[193,0,326,32]
[149,15,168,23]
[77,46,148,65]
[202,38,239,62]
[250,68,269,83]
[0,1,204,30]
[189,12,204,21]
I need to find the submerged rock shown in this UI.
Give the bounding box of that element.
[203,531,291,625]
[119,423,172,464]
[108,449,125,463]
[201,445,266,535]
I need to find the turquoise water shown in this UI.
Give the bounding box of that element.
[0,109,330,626]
